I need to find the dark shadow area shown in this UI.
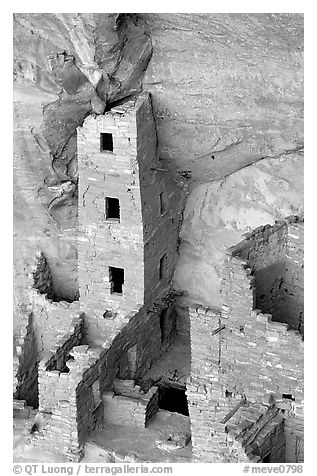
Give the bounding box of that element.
[106,197,120,220]
[109,266,124,294]
[33,252,79,303]
[100,133,113,152]
[14,312,39,408]
[158,386,189,416]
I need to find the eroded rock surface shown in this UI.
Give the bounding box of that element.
[174,152,304,307]
[13,12,303,320]
[142,13,303,181]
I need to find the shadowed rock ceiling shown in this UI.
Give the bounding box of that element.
[13,13,303,307]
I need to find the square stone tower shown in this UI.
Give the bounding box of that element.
[77,93,181,319]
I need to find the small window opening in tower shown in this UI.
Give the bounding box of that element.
[158,386,189,416]
[159,191,168,215]
[100,132,113,152]
[109,266,124,294]
[159,254,167,281]
[282,393,295,401]
[106,197,120,221]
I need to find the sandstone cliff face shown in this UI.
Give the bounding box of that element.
[13,13,303,312]
[173,152,303,308]
[142,13,303,181]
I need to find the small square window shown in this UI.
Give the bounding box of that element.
[159,254,167,281]
[100,133,113,152]
[109,266,124,294]
[106,197,120,221]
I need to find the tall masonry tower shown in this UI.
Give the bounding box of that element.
[77,93,182,320]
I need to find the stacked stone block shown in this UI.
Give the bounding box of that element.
[78,93,183,323]
[14,252,81,408]
[225,404,285,463]
[78,100,144,316]
[97,304,163,393]
[220,217,304,462]
[284,219,304,333]
[186,305,240,462]
[228,215,304,332]
[35,324,104,461]
[103,379,159,428]
[18,93,183,461]
[187,215,303,462]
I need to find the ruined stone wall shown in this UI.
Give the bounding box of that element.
[186,305,234,462]
[103,381,159,428]
[283,220,304,332]
[35,320,103,460]
[187,302,302,462]
[88,303,165,393]
[31,291,81,357]
[220,252,304,462]
[187,218,303,462]
[35,296,173,459]
[230,222,288,324]
[14,252,81,407]
[229,216,304,331]
[225,404,285,463]
[38,317,84,411]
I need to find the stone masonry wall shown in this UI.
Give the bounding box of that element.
[35,291,174,460]
[103,380,159,428]
[35,319,104,460]
[225,404,285,463]
[89,301,166,394]
[229,216,304,331]
[231,222,288,325]
[31,290,80,359]
[33,92,182,460]
[14,252,81,407]
[136,97,183,308]
[186,305,234,462]
[78,98,144,316]
[38,316,84,411]
[187,217,303,462]
[220,250,303,462]
[187,302,302,462]
[283,220,304,333]
[77,93,183,322]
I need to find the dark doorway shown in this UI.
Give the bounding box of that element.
[109,266,124,294]
[100,133,113,152]
[106,197,120,221]
[158,386,189,416]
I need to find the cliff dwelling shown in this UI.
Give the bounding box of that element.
[13,13,304,466]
